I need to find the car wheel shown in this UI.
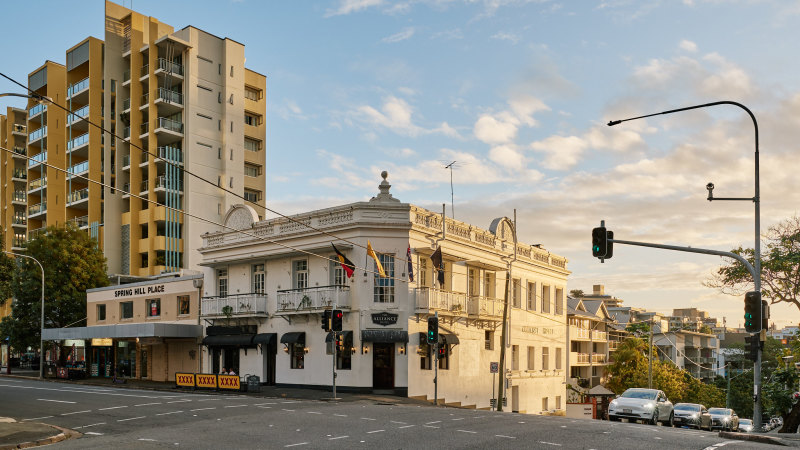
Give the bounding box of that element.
[650,410,659,425]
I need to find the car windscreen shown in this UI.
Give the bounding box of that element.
[740,419,752,424]
[674,404,700,411]
[621,390,657,400]
[708,408,730,415]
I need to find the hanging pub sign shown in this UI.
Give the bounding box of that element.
[371,312,398,327]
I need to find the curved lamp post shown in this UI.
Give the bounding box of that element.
[608,100,762,430]
[3,251,45,380]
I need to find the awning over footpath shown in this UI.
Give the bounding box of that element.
[279,332,306,345]
[202,334,254,346]
[361,329,408,343]
[42,323,202,341]
[252,333,277,346]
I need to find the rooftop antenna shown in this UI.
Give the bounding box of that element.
[444,161,457,218]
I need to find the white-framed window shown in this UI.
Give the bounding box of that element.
[293,260,308,289]
[542,285,551,313]
[527,346,535,370]
[527,281,536,311]
[244,189,260,202]
[555,287,564,315]
[332,261,346,286]
[555,347,562,370]
[373,254,395,303]
[244,137,261,151]
[420,258,428,287]
[244,86,261,101]
[512,278,521,308]
[244,163,261,177]
[542,346,550,370]
[217,268,228,297]
[244,112,261,126]
[252,264,265,293]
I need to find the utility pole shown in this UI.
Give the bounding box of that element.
[434,311,439,406]
[648,318,654,389]
[496,274,511,412]
[444,161,456,218]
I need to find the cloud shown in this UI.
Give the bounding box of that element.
[352,96,462,138]
[529,135,587,170]
[474,114,518,144]
[473,95,550,144]
[679,39,698,53]
[489,145,526,170]
[431,28,464,40]
[382,27,415,43]
[491,31,520,44]
[325,0,384,17]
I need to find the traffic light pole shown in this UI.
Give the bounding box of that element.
[434,311,438,406]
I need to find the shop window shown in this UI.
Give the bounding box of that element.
[120,301,133,320]
[97,304,106,321]
[290,343,304,369]
[147,298,161,317]
[373,254,395,303]
[178,295,190,315]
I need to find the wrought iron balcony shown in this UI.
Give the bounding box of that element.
[201,292,268,318]
[415,287,503,318]
[276,285,351,313]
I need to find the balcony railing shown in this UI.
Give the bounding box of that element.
[13,146,26,156]
[13,124,26,133]
[28,227,45,240]
[592,330,608,341]
[571,327,590,340]
[13,169,27,180]
[29,176,46,190]
[67,133,89,151]
[276,285,351,312]
[140,179,149,192]
[414,287,503,318]
[122,182,130,193]
[12,215,26,225]
[123,70,130,82]
[201,293,268,317]
[29,201,46,216]
[12,238,26,248]
[141,64,149,77]
[28,151,47,167]
[28,103,47,118]
[67,77,89,97]
[157,58,184,76]
[156,87,183,105]
[141,122,149,135]
[122,155,130,167]
[592,353,606,363]
[68,161,89,175]
[608,340,621,350]
[157,146,183,164]
[68,105,89,123]
[141,152,150,164]
[67,188,89,204]
[68,215,89,228]
[156,117,183,133]
[29,126,47,142]
[13,191,26,202]
[123,126,130,139]
[155,175,182,191]
[122,98,130,111]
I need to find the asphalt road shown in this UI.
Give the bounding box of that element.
[0,378,774,449]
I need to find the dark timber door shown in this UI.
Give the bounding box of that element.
[372,343,394,389]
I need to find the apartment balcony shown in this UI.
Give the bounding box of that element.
[155,58,184,78]
[122,97,131,113]
[28,176,46,192]
[571,327,591,340]
[12,146,26,159]
[200,293,268,319]
[67,77,90,103]
[154,88,183,115]
[68,105,89,132]
[68,160,89,178]
[592,330,608,341]
[276,285,351,314]
[608,340,621,351]
[28,151,46,169]
[28,201,46,217]
[12,123,26,136]
[414,287,503,320]
[28,103,47,121]
[12,215,26,227]
[121,182,130,198]
[123,126,130,140]
[122,154,131,170]
[28,126,46,145]
[140,179,149,194]
[12,191,26,205]
[11,237,26,250]
[139,152,150,167]
[67,214,89,229]
[154,175,183,192]
[570,352,608,366]
[67,187,89,208]
[153,117,183,145]
[122,70,131,86]
[67,133,89,154]
[12,169,27,182]
[28,227,46,241]
[140,63,150,80]
[156,146,183,165]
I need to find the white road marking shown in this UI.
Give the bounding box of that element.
[282,401,300,404]
[361,417,376,421]
[168,400,192,403]
[366,430,384,434]
[334,414,347,417]
[285,443,308,447]
[138,439,157,442]
[37,398,76,404]
[258,406,272,409]
[452,418,464,421]
[426,421,441,424]
[224,405,248,408]
[329,436,349,440]
[307,411,322,414]
[74,423,106,429]
[99,406,128,411]
[0,384,177,399]
[496,435,516,439]
[457,430,477,434]
[253,402,277,406]
[398,425,415,429]
[390,420,406,424]
[156,411,183,416]
[134,402,162,407]
[538,442,562,447]
[197,398,220,402]
[190,407,216,412]
[22,416,53,421]
[655,437,662,440]
[85,432,103,436]
[117,416,146,422]
[283,409,295,412]
[61,410,92,416]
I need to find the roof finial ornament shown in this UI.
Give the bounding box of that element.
[370,170,400,203]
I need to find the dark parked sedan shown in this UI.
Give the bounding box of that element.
[709,407,739,431]
[673,403,711,430]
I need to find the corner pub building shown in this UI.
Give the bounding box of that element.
[198,173,571,413]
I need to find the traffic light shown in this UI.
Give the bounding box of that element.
[427,317,438,344]
[331,309,343,332]
[745,334,760,362]
[604,230,614,259]
[321,309,331,331]
[744,291,761,332]
[592,227,607,258]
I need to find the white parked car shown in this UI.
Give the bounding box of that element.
[608,388,674,426]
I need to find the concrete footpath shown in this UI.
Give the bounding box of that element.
[0,370,429,448]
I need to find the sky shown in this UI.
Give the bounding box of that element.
[1,0,799,328]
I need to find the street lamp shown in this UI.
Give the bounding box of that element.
[608,100,762,430]
[2,251,45,380]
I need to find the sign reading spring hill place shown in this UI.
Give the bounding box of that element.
[371,312,399,326]
[114,284,165,298]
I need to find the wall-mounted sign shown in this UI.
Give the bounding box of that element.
[114,284,166,298]
[371,312,398,327]
[91,338,113,346]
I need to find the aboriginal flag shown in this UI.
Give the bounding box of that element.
[332,243,355,278]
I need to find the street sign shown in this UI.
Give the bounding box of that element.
[490,398,497,408]
[490,362,499,373]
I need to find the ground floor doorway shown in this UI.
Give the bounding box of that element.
[372,343,395,390]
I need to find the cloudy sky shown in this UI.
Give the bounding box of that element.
[2,0,799,328]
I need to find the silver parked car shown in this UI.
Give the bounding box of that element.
[608,388,674,426]
[673,403,711,430]
[709,407,739,431]
[738,418,753,432]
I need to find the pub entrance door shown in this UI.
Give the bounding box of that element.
[372,343,394,390]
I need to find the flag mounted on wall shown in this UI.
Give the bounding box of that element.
[430,246,445,288]
[406,245,414,282]
[332,243,355,278]
[367,240,386,277]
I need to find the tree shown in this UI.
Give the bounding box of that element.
[699,325,713,335]
[626,321,650,334]
[0,250,13,313]
[569,289,584,298]
[706,215,800,313]
[0,225,108,354]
